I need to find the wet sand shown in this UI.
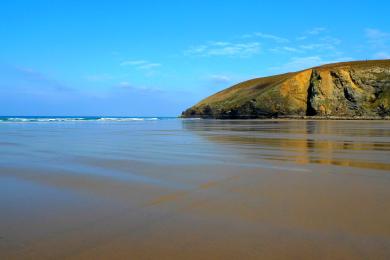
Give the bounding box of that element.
[0,119,390,259]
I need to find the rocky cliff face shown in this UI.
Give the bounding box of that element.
[182,60,390,119]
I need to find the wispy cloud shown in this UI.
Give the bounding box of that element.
[296,36,308,41]
[187,28,344,59]
[295,27,327,41]
[269,36,340,54]
[185,41,260,57]
[13,66,72,92]
[120,60,147,66]
[114,81,163,94]
[208,74,232,84]
[373,52,390,59]
[299,43,335,51]
[270,46,303,53]
[364,28,390,59]
[0,64,75,106]
[282,47,300,52]
[138,63,161,69]
[270,56,324,72]
[365,28,389,48]
[120,60,161,69]
[365,28,389,41]
[243,32,289,43]
[270,56,351,73]
[307,27,327,35]
[118,81,134,88]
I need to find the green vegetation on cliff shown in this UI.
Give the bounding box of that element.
[182,60,390,119]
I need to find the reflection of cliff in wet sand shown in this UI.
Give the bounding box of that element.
[182,119,390,170]
[182,60,390,119]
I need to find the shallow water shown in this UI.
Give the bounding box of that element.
[1,119,390,259]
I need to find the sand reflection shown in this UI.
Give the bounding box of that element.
[182,120,390,170]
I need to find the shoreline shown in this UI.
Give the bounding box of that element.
[180,115,390,120]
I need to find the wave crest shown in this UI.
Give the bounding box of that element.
[0,117,163,123]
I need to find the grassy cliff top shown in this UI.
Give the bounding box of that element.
[183,59,390,119]
[196,59,390,107]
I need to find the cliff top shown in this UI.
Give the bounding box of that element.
[182,59,390,119]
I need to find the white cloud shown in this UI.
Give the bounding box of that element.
[138,63,161,70]
[296,36,307,41]
[270,46,302,53]
[208,74,232,84]
[373,52,390,59]
[115,81,162,93]
[299,43,334,50]
[270,56,351,73]
[251,32,289,43]
[365,28,390,59]
[0,65,73,95]
[277,56,325,71]
[186,41,260,57]
[184,28,387,74]
[120,60,147,66]
[120,60,161,70]
[295,28,327,42]
[268,35,340,55]
[298,36,340,52]
[320,36,341,45]
[185,28,348,60]
[365,28,389,48]
[365,28,389,40]
[307,27,327,35]
[118,81,132,87]
[282,47,300,52]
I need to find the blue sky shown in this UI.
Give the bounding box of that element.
[0,0,389,116]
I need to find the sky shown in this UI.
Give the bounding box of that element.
[0,0,389,116]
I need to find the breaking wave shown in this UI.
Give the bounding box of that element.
[0,117,165,123]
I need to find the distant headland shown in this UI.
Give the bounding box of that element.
[181,60,390,119]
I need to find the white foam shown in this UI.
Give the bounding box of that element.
[0,117,161,123]
[97,117,159,121]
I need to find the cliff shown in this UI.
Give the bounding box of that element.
[181,60,390,119]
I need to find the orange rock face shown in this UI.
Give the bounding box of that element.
[182,60,390,119]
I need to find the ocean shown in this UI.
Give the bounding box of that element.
[0,116,167,122]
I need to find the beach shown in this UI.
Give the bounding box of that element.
[1,118,390,259]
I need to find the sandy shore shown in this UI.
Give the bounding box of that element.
[1,119,390,259]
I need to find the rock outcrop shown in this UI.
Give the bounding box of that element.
[182,60,390,119]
